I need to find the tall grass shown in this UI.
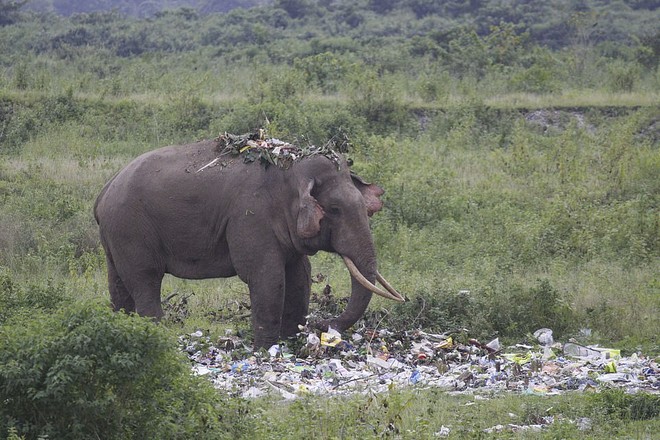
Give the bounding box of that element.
[1,90,657,345]
[0,1,658,345]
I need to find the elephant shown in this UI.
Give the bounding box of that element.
[94,136,403,349]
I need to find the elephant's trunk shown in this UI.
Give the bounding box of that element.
[322,255,403,333]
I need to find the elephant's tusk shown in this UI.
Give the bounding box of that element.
[376,272,405,302]
[342,256,405,303]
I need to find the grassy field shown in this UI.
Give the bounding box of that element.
[250,390,660,439]
[1,92,658,344]
[2,89,658,439]
[1,2,659,438]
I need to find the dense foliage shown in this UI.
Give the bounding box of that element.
[0,302,251,439]
[23,0,267,16]
[13,0,660,52]
[0,0,658,97]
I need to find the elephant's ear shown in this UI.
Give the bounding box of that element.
[351,173,384,217]
[297,180,324,238]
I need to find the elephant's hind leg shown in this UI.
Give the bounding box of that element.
[281,256,311,339]
[106,255,135,313]
[105,245,164,319]
[120,269,165,319]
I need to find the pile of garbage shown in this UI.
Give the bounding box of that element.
[180,326,658,400]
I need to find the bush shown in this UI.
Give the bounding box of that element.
[347,70,412,134]
[590,389,660,421]
[376,288,479,333]
[0,99,37,155]
[0,93,83,156]
[484,278,576,339]
[416,71,452,102]
[0,302,252,440]
[510,64,561,94]
[0,270,66,323]
[372,278,577,341]
[294,52,356,93]
[607,60,641,92]
[161,94,213,138]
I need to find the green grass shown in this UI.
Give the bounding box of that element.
[483,91,660,109]
[248,388,660,439]
[1,99,658,346]
[1,4,659,436]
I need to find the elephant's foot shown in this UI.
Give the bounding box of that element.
[253,336,279,350]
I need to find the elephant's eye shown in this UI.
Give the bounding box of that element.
[328,206,341,215]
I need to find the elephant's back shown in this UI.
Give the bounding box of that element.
[94,140,263,223]
[123,140,219,177]
[110,139,223,184]
[95,140,222,220]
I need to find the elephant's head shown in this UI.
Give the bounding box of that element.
[291,155,404,332]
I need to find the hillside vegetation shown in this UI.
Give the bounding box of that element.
[0,1,658,438]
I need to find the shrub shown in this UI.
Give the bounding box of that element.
[0,270,66,323]
[590,389,660,421]
[374,278,577,341]
[40,91,81,125]
[0,302,252,440]
[607,60,641,92]
[416,71,451,102]
[347,70,412,134]
[0,93,84,156]
[482,278,577,340]
[0,99,37,155]
[510,64,561,94]
[376,288,479,333]
[162,94,213,137]
[12,62,29,90]
[293,52,356,93]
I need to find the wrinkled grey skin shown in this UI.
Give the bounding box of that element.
[94,139,386,348]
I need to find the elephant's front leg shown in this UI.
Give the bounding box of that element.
[227,224,289,349]
[247,271,286,349]
[281,256,311,339]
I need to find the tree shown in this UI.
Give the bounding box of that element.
[275,0,315,19]
[0,0,26,26]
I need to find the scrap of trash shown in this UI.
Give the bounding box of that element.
[206,130,349,170]
[180,326,658,401]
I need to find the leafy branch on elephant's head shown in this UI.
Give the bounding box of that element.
[213,130,348,170]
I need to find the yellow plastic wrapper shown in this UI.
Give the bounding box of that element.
[435,337,453,350]
[321,331,342,347]
[596,348,621,360]
[502,353,532,365]
[604,361,617,373]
